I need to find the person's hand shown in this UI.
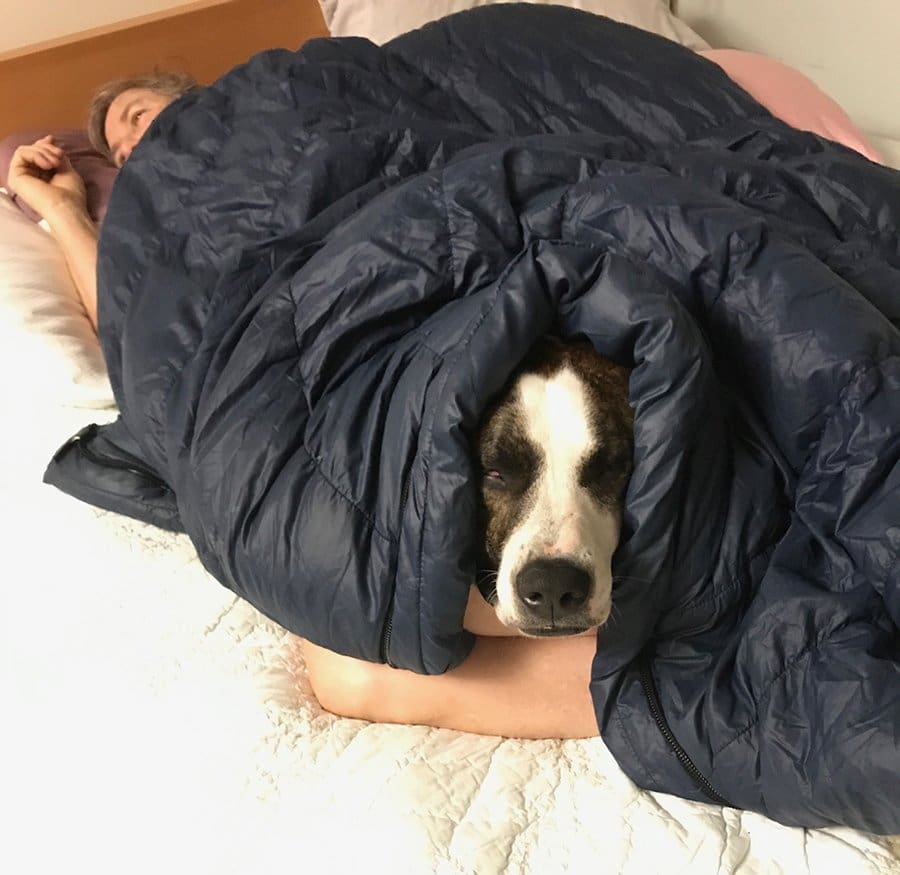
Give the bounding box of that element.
[5,135,88,223]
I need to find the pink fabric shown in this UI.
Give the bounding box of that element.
[0,129,118,224]
[700,49,882,163]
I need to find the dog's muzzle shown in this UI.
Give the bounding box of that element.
[514,557,592,635]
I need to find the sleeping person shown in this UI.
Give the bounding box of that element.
[4,71,197,334]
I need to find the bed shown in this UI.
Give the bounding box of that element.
[2,2,898,872]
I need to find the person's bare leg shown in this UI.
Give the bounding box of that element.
[301,633,599,740]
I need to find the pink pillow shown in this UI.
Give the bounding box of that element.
[700,49,882,163]
[0,129,118,224]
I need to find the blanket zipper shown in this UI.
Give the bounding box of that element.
[379,608,394,666]
[638,652,731,807]
[59,424,172,490]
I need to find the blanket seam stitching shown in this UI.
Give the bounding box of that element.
[304,447,397,544]
[440,166,463,286]
[665,543,775,618]
[711,616,857,757]
[406,170,463,670]
[414,240,544,669]
[616,696,662,788]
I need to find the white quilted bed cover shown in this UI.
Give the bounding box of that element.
[3,393,898,874]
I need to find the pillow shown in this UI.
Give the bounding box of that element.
[0,189,114,408]
[0,129,118,225]
[317,0,711,49]
[700,50,883,164]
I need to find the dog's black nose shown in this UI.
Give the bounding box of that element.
[515,559,590,621]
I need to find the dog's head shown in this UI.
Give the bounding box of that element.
[475,337,633,636]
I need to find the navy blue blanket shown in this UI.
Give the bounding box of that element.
[45,5,900,833]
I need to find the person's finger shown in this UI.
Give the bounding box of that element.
[19,139,60,156]
[36,145,61,162]
[34,134,61,149]
[13,144,50,163]
[36,142,64,161]
[30,150,61,170]
[9,146,59,179]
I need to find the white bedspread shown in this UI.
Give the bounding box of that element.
[3,397,898,874]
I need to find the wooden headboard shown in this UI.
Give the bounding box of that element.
[0,0,329,139]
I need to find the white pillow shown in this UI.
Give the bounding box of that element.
[0,189,114,409]
[317,0,710,49]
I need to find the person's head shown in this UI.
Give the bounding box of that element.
[87,70,199,167]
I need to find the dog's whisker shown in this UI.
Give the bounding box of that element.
[474,569,499,605]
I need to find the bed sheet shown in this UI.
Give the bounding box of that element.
[1,387,897,874]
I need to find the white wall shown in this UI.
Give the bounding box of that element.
[0,0,210,54]
[672,0,900,144]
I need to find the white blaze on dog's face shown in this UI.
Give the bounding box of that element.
[476,339,633,636]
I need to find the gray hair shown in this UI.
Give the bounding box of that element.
[87,70,199,160]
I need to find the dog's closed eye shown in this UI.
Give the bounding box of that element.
[480,434,540,491]
[482,463,531,492]
[580,449,607,482]
[579,444,632,506]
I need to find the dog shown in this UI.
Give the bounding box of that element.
[475,336,633,637]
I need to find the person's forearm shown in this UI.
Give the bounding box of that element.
[43,202,99,333]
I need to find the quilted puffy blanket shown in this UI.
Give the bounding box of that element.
[45,5,899,833]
